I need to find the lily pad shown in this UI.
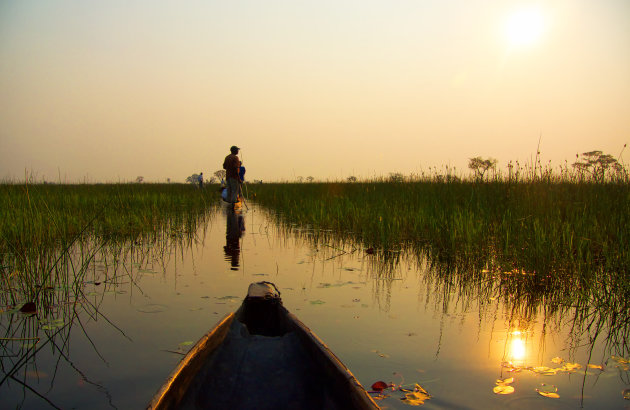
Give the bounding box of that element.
[0,306,21,315]
[310,300,326,305]
[40,318,65,330]
[402,391,430,405]
[371,381,389,392]
[215,296,239,301]
[137,304,168,313]
[536,384,559,398]
[493,385,515,395]
[623,389,630,400]
[19,302,37,314]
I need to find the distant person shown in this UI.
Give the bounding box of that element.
[223,146,240,205]
[238,162,247,200]
[239,162,246,183]
[198,172,203,189]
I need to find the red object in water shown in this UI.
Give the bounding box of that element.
[371,381,388,392]
[20,302,36,314]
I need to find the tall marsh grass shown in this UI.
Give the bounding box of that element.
[249,174,629,353]
[0,183,218,307]
[250,180,628,275]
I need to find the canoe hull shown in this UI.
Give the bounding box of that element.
[148,298,378,409]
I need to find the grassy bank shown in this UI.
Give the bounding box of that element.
[249,181,628,275]
[249,180,629,353]
[0,183,219,306]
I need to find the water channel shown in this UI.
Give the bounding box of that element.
[1,204,628,409]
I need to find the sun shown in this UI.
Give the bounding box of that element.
[504,6,546,48]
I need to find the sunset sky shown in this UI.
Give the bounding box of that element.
[1,0,628,182]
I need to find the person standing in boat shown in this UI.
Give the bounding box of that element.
[223,146,241,205]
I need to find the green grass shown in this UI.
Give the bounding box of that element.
[249,180,629,276]
[249,178,629,355]
[0,183,220,306]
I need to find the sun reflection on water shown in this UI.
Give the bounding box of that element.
[508,330,527,362]
[505,330,527,364]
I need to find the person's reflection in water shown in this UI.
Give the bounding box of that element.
[224,208,245,270]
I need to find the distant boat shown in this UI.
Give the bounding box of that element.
[221,187,243,210]
[147,282,379,410]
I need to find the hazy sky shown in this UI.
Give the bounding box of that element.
[1,0,628,182]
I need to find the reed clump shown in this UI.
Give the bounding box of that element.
[0,183,218,307]
[251,180,628,275]
[250,171,629,354]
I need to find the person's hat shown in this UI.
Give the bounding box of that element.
[230,145,239,152]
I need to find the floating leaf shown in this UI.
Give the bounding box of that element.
[536,384,559,398]
[1,306,21,315]
[215,296,239,301]
[371,381,389,392]
[136,304,167,313]
[536,390,559,398]
[19,302,36,314]
[496,377,514,385]
[402,391,431,405]
[551,357,564,364]
[532,366,557,376]
[562,362,582,371]
[623,389,630,400]
[40,318,65,330]
[587,364,604,370]
[493,385,515,395]
[310,300,326,305]
[179,341,193,347]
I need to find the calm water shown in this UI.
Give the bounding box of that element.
[1,204,628,409]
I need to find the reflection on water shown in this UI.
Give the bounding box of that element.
[1,203,628,409]
[223,208,245,270]
[508,331,527,363]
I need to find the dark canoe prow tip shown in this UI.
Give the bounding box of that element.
[147,282,379,409]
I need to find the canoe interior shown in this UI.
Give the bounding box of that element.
[148,298,378,409]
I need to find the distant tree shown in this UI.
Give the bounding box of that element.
[297,176,303,183]
[186,173,200,184]
[347,176,357,182]
[572,150,624,182]
[306,176,314,183]
[388,172,404,183]
[214,170,226,181]
[468,157,497,181]
[207,176,217,184]
[136,176,144,183]
[167,178,171,183]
